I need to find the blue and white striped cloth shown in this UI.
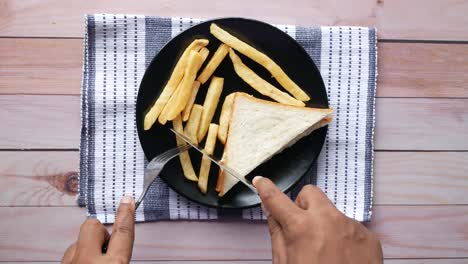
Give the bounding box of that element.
[79,14,377,223]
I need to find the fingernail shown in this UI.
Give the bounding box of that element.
[261,203,270,218]
[120,195,134,204]
[252,176,263,187]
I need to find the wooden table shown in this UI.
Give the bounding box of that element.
[1,0,468,263]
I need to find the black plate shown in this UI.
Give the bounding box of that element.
[136,18,329,209]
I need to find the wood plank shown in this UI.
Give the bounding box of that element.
[1,206,467,261]
[0,152,78,206]
[368,206,468,259]
[2,95,467,150]
[374,98,468,150]
[374,152,468,205]
[1,0,468,40]
[0,95,80,149]
[2,40,468,98]
[0,39,82,95]
[0,207,271,261]
[2,152,467,207]
[378,43,468,98]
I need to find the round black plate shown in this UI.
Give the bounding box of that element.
[136,18,329,209]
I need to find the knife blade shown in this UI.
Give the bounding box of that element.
[170,128,258,194]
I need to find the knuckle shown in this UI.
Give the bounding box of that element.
[261,188,280,203]
[299,185,323,199]
[268,222,282,237]
[115,223,134,237]
[284,214,307,234]
[328,208,345,223]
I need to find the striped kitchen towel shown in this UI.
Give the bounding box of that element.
[79,14,377,223]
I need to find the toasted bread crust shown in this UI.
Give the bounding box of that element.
[217,94,333,197]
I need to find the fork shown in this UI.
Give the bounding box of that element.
[135,144,192,209]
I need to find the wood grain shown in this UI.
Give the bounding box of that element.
[0,95,80,149]
[2,151,467,207]
[375,98,468,150]
[1,0,468,40]
[2,40,468,98]
[1,95,467,150]
[0,152,78,206]
[368,206,468,259]
[374,152,468,205]
[378,43,468,98]
[1,206,467,261]
[0,38,82,95]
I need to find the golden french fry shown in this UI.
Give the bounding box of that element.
[198,47,210,63]
[197,44,230,84]
[197,76,224,142]
[158,81,182,125]
[182,81,201,122]
[229,50,305,107]
[179,48,210,122]
[144,39,209,130]
[217,93,236,144]
[173,115,198,181]
[183,104,204,145]
[210,23,310,101]
[198,123,219,194]
[166,51,203,121]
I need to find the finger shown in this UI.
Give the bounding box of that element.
[76,218,110,256]
[107,195,135,262]
[295,185,333,210]
[253,176,302,226]
[267,217,287,264]
[61,242,77,264]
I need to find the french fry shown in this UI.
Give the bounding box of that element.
[198,47,210,63]
[197,44,230,84]
[181,81,201,122]
[217,93,236,144]
[173,115,198,181]
[229,50,305,107]
[158,81,183,125]
[144,39,209,130]
[210,23,310,101]
[198,123,219,194]
[179,48,210,122]
[183,104,204,145]
[166,51,203,121]
[197,76,224,142]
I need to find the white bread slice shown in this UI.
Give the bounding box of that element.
[219,94,333,196]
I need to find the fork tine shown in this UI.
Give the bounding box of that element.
[153,144,190,163]
[158,144,190,162]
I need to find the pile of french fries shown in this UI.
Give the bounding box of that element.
[143,23,310,195]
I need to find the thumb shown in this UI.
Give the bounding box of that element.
[253,176,301,226]
[107,195,135,262]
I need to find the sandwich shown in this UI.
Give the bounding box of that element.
[218,93,333,196]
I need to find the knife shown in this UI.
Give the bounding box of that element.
[170,128,258,194]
